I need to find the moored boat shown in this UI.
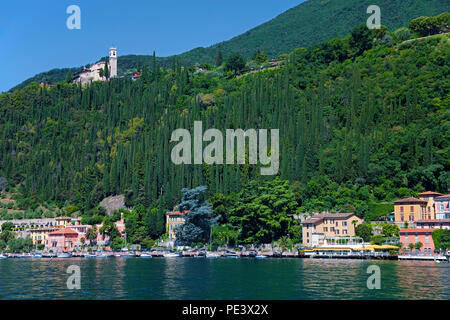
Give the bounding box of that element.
[140,253,152,258]
[163,252,180,258]
[57,252,72,258]
[225,251,239,258]
[255,255,268,259]
[206,252,221,258]
[0,254,7,259]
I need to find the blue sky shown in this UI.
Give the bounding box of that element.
[0,0,305,92]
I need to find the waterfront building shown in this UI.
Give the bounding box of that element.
[435,194,450,219]
[30,227,59,246]
[48,228,79,250]
[399,228,435,254]
[393,197,427,227]
[166,210,188,240]
[301,212,363,247]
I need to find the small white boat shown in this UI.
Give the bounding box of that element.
[32,254,43,258]
[0,254,7,259]
[225,252,239,258]
[140,253,152,258]
[57,252,72,258]
[163,252,180,258]
[206,253,221,258]
[120,252,137,258]
[84,254,98,258]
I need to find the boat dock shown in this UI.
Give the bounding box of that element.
[398,255,447,261]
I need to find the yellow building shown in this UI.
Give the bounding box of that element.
[393,197,427,226]
[166,211,187,240]
[55,217,72,228]
[418,191,443,220]
[30,227,58,246]
[301,213,363,247]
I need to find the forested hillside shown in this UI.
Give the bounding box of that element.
[10,0,448,91]
[0,14,449,245]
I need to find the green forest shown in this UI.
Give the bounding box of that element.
[0,12,449,247]
[10,0,448,92]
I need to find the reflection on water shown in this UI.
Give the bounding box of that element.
[0,258,448,299]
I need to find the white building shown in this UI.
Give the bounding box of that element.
[73,47,117,85]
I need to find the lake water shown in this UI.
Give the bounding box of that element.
[0,258,449,299]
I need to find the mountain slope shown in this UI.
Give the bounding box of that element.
[10,0,448,91]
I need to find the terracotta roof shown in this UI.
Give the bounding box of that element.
[301,212,358,224]
[49,228,79,236]
[400,228,435,233]
[393,197,427,204]
[418,191,443,196]
[435,194,450,200]
[167,210,189,216]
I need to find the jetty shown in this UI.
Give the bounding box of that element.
[398,255,447,261]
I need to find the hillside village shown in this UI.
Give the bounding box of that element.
[0,12,449,260]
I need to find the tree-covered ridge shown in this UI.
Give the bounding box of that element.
[0,18,449,228]
[9,0,448,91]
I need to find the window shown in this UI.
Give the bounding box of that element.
[330,227,335,232]
[335,230,339,235]
[335,221,339,226]
[324,227,328,232]
[401,215,404,221]
[343,221,347,226]
[404,233,408,243]
[343,230,348,235]
[410,206,414,212]
[400,206,404,213]
[409,215,414,221]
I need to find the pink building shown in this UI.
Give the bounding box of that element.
[400,228,435,254]
[48,228,79,251]
[45,219,126,250]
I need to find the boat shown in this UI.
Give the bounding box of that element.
[140,253,153,258]
[163,252,180,258]
[0,254,7,259]
[57,252,72,258]
[196,251,206,258]
[247,251,257,258]
[225,251,239,258]
[84,253,98,258]
[17,253,33,258]
[32,253,43,258]
[42,253,57,258]
[255,255,268,259]
[206,252,221,258]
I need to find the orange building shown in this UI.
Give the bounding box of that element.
[166,211,188,240]
[393,197,427,226]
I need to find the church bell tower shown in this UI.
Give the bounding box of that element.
[109,47,117,78]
